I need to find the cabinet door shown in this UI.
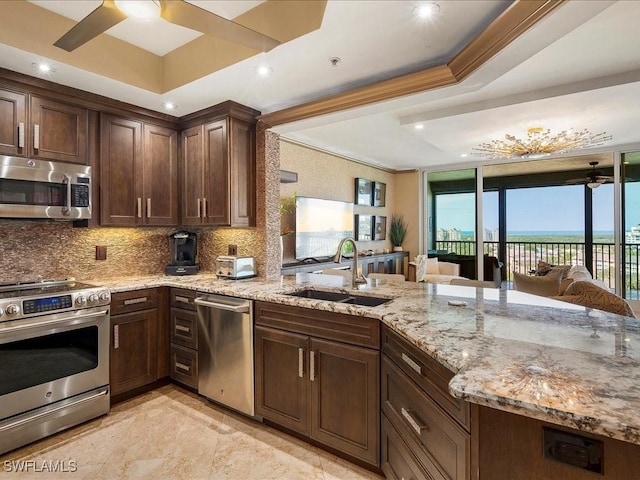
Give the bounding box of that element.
[110,309,158,395]
[181,125,204,226]
[203,119,230,225]
[100,114,143,225]
[229,117,255,227]
[143,123,178,225]
[0,88,26,156]
[30,96,87,164]
[255,326,310,435]
[310,337,380,465]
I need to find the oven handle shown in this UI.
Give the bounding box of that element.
[0,388,109,433]
[2,309,109,333]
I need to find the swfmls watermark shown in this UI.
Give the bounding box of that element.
[3,460,78,473]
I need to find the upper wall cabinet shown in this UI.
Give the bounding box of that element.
[0,87,27,157]
[181,104,257,227]
[100,114,178,226]
[0,89,88,164]
[30,96,88,165]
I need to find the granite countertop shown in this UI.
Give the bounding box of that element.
[93,273,640,445]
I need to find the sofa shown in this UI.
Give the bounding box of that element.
[409,255,466,284]
[513,263,635,318]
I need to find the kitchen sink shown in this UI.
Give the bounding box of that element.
[286,289,393,307]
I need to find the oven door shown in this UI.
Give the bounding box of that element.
[0,306,109,421]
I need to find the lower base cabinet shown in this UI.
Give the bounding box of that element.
[169,288,198,388]
[110,289,163,396]
[255,301,380,467]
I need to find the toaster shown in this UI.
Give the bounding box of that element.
[215,256,256,279]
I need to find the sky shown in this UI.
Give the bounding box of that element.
[435,183,640,233]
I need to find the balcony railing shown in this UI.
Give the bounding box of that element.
[435,240,640,301]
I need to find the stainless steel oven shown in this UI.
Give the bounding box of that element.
[0,156,92,220]
[0,279,110,455]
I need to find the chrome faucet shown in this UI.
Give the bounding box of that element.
[333,237,367,288]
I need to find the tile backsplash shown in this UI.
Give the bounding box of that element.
[0,220,261,283]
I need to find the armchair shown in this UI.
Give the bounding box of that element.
[409,255,466,284]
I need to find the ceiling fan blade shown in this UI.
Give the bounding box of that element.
[54,0,127,52]
[160,0,280,52]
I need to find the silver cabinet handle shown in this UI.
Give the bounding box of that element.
[401,407,428,436]
[298,348,304,378]
[401,352,422,375]
[114,324,119,349]
[146,198,151,218]
[124,297,147,305]
[202,198,207,218]
[197,198,201,218]
[194,297,249,313]
[310,351,316,381]
[175,362,190,372]
[33,124,39,150]
[18,122,24,148]
[175,324,190,333]
[175,295,192,304]
[137,198,142,218]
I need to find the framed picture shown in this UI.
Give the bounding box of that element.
[374,216,387,241]
[355,178,373,206]
[355,214,373,241]
[373,182,386,207]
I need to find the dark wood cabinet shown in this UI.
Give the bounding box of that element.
[169,288,198,389]
[30,96,87,164]
[0,87,26,156]
[255,301,380,466]
[110,289,166,397]
[100,114,178,226]
[180,102,257,227]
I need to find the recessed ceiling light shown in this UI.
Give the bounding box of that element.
[162,102,177,111]
[114,0,160,20]
[460,153,468,158]
[32,62,56,74]
[414,2,440,19]
[256,65,273,77]
[414,124,424,130]
[329,57,341,67]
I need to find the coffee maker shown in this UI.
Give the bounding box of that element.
[164,231,199,276]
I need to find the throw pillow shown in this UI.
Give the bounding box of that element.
[513,270,563,297]
[425,257,439,274]
[536,261,571,279]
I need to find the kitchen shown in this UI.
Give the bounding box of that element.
[2,1,640,479]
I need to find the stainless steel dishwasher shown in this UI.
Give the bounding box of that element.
[195,294,254,417]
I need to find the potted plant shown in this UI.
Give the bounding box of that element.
[388,214,408,251]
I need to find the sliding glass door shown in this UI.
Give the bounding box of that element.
[622,152,640,300]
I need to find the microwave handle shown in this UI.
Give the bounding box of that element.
[63,174,72,214]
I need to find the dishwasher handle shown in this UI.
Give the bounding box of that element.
[194,297,250,313]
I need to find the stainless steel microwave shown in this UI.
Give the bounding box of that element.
[0,156,91,220]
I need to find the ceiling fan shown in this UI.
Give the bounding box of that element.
[54,0,280,53]
[565,161,614,189]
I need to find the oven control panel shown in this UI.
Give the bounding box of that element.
[0,288,111,321]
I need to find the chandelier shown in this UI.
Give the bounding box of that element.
[472,127,612,159]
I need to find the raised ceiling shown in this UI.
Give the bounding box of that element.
[0,1,639,171]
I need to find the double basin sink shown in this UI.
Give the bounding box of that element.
[287,288,393,307]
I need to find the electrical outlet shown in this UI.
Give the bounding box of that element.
[228,244,238,256]
[95,246,107,261]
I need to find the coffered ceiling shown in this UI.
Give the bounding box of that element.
[0,1,639,171]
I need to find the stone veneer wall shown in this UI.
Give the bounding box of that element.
[0,122,282,283]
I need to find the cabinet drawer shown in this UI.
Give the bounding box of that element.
[382,414,433,480]
[170,307,197,349]
[170,288,197,311]
[255,301,379,349]
[382,356,470,480]
[170,344,198,388]
[382,326,469,429]
[111,288,159,315]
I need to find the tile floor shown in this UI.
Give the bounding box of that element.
[1,385,383,479]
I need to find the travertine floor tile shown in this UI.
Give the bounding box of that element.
[1,386,382,480]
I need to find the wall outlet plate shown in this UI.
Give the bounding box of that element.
[228,244,238,256]
[95,246,107,261]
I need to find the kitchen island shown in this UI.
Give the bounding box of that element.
[96,273,640,477]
